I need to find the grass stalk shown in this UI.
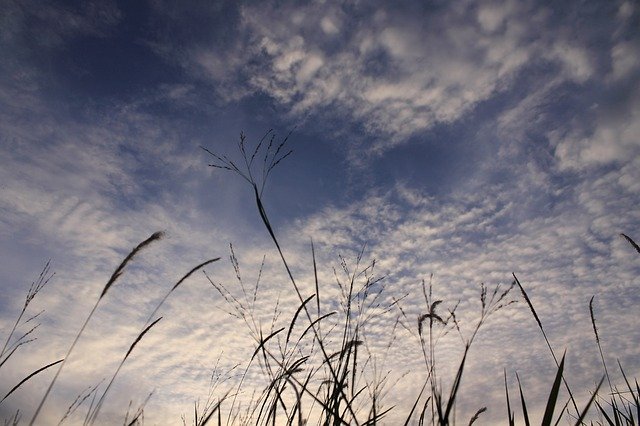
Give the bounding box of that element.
[513,273,580,418]
[29,231,164,426]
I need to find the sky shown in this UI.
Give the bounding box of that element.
[0,0,639,424]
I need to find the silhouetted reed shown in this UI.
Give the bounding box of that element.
[1,130,637,425]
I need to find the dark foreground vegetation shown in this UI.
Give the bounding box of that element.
[1,132,639,425]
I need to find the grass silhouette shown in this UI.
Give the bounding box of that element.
[0,131,638,425]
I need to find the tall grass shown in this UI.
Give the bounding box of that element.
[201,131,639,425]
[0,234,219,425]
[1,131,638,425]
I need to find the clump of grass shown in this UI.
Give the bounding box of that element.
[590,293,639,425]
[204,131,402,424]
[206,243,392,424]
[29,231,165,425]
[506,352,604,426]
[395,277,516,425]
[507,250,640,426]
[0,261,62,421]
[513,272,581,418]
[10,231,221,426]
[3,129,638,425]
[203,131,528,426]
[203,130,640,426]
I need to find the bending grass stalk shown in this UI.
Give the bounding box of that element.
[144,258,221,326]
[286,294,315,345]
[29,231,164,426]
[589,296,614,395]
[252,184,361,424]
[0,359,64,404]
[88,257,220,424]
[468,407,487,426]
[512,273,580,418]
[86,317,163,425]
[206,134,360,423]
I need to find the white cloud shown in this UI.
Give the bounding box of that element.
[166,1,553,151]
[477,1,511,33]
[320,16,339,35]
[1,1,639,424]
[553,95,640,170]
[617,1,635,22]
[284,170,640,423]
[610,40,640,81]
[549,42,594,83]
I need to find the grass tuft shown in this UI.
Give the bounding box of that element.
[2,130,637,425]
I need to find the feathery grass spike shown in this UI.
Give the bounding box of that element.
[30,231,164,426]
[101,231,164,299]
[620,233,640,254]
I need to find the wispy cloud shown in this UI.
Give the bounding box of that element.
[1,0,639,424]
[145,0,636,161]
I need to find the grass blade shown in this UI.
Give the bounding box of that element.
[505,370,515,426]
[30,232,164,426]
[286,295,315,344]
[516,373,531,426]
[542,352,566,426]
[403,381,428,426]
[0,359,63,404]
[574,376,604,426]
[513,273,579,417]
[595,400,615,426]
[468,407,486,425]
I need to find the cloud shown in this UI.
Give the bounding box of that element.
[284,168,640,422]
[140,0,629,159]
[610,40,640,81]
[1,0,639,424]
[552,84,640,170]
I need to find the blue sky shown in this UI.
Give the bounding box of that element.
[1,0,639,424]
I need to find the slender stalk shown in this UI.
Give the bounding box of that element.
[29,232,163,426]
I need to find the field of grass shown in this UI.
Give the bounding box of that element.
[1,132,638,425]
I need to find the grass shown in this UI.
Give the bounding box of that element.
[0,130,638,425]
